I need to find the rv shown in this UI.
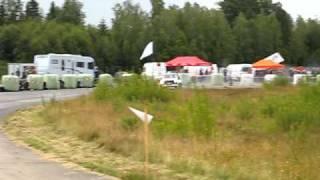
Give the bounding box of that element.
[34,54,96,76]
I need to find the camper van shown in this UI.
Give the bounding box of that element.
[226,64,252,81]
[34,54,96,76]
[142,62,167,80]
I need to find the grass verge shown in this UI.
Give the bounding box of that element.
[3,77,320,179]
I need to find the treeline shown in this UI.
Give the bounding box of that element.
[0,0,320,74]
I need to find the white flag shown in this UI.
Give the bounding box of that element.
[128,107,154,124]
[266,52,284,63]
[140,41,153,60]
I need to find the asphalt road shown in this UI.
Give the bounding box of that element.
[0,89,111,180]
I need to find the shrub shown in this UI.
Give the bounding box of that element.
[94,76,173,103]
[262,85,320,132]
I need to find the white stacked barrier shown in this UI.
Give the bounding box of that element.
[1,75,19,91]
[240,74,254,86]
[62,74,78,89]
[317,75,320,84]
[293,74,306,85]
[180,73,192,88]
[27,75,44,90]
[194,75,211,88]
[264,74,278,82]
[78,74,94,88]
[99,74,113,86]
[44,74,60,89]
[211,74,224,86]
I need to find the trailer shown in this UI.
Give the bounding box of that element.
[8,63,36,78]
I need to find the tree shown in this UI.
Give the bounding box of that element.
[304,19,320,65]
[25,0,41,20]
[111,0,149,70]
[58,0,85,25]
[13,0,24,21]
[219,0,261,23]
[46,1,60,21]
[252,14,282,59]
[0,1,6,24]
[233,13,255,63]
[150,0,164,18]
[288,16,308,65]
[272,2,293,47]
[98,19,108,35]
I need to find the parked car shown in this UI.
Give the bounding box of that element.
[159,73,182,88]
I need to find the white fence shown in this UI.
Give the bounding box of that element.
[178,73,320,89]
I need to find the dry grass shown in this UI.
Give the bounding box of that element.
[3,86,320,179]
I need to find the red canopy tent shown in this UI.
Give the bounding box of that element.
[252,59,284,69]
[166,56,212,67]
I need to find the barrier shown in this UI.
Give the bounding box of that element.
[240,74,254,86]
[317,75,320,84]
[1,75,19,91]
[78,74,94,88]
[211,74,224,86]
[99,74,113,86]
[27,75,44,90]
[180,73,192,88]
[293,74,307,85]
[264,74,278,82]
[62,74,78,89]
[44,74,60,89]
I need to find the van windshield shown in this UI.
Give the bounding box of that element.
[88,62,94,70]
[242,67,252,72]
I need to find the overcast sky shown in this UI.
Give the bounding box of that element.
[38,0,319,26]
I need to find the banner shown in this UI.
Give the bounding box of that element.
[140,41,153,60]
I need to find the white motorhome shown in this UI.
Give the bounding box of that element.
[34,54,96,76]
[226,64,252,81]
[142,62,167,80]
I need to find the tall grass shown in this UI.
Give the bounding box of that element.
[35,77,320,179]
[261,84,320,132]
[263,75,290,89]
[94,76,173,103]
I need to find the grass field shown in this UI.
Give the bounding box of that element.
[4,77,320,179]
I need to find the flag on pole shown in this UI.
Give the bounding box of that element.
[140,41,153,60]
[128,107,154,124]
[265,52,284,63]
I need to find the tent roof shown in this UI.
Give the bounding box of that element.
[166,56,212,67]
[253,59,284,69]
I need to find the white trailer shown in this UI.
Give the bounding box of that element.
[8,63,36,78]
[34,54,96,76]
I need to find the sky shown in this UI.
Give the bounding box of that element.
[38,0,319,26]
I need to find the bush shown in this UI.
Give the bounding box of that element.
[262,85,320,132]
[94,76,173,103]
[152,93,216,138]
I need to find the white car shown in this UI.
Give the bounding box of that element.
[159,73,182,88]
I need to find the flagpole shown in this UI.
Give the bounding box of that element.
[144,107,149,177]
